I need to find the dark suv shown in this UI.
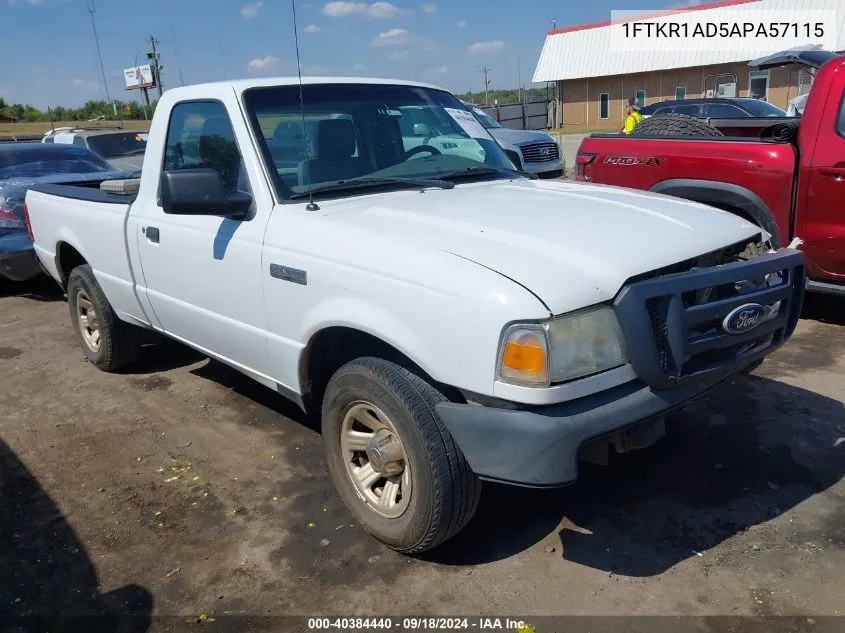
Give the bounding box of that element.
[640,98,788,119]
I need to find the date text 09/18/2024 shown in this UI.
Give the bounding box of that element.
[307,618,536,632]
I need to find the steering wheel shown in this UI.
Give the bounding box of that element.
[404,145,442,160]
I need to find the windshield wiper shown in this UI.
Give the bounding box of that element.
[438,166,538,181]
[289,176,454,200]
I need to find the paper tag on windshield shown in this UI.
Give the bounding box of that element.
[445,108,489,139]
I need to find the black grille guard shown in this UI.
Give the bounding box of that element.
[614,248,805,390]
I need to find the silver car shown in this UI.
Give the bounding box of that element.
[42,128,147,175]
[465,104,564,178]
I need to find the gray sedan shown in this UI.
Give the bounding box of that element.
[465,104,564,178]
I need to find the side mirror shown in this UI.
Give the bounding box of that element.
[160,168,252,218]
[412,122,432,137]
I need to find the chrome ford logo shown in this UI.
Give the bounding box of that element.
[722,303,768,335]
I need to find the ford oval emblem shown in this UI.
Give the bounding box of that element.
[722,303,767,335]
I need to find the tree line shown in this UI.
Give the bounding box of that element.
[0,98,156,123]
[1,86,554,123]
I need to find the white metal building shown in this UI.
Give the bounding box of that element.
[533,0,845,129]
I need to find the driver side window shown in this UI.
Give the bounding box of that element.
[163,100,249,195]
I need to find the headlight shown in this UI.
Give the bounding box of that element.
[497,306,628,387]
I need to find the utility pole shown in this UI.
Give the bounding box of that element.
[478,66,492,105]
[146,35,163,98]
[87,0,116,116]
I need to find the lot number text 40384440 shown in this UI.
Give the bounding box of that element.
[307,617,536,631]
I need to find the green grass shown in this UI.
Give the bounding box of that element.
[0,120,152,139]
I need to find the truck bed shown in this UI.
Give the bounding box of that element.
[30,182,137,205]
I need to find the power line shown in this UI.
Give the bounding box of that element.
[478,66,492,105]
[86,0,116,115]
[217,40,228,80]
[171,24,185,86]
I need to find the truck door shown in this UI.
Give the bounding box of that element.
[131,99,273,378]
[803,89,845,282]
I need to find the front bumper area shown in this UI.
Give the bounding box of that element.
[438,247,806,488]
[521,158,564,178]
[436,366,741,487]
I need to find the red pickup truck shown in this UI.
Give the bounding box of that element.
[576,49,845,296]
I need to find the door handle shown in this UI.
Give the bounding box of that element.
[820,167,845,179]
[143,226,160,243]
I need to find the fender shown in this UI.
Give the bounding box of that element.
[297,296,435,389]
[649,179,781,248]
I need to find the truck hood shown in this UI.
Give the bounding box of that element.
[320,179,761,314]
[487,127,555,148]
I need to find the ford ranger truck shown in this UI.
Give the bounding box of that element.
[25,77,805,553]
[576,49,844,297]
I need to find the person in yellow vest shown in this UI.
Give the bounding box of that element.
[623,97,644,134]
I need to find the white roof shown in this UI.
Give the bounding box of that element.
[533,0,845,82]
[164,76,446,100]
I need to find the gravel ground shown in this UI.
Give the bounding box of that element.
[1,279,844,630]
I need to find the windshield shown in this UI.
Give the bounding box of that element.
[0,146,113,180]
[86,132,147,158]
[243,83,518,201]
[470,107,502,130]
[740,99,788,117]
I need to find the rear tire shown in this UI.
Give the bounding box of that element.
[321,357,481,554]
[632,113,723,137]
[67,264,140,371]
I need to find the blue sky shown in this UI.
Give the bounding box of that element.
[1,0,684,109]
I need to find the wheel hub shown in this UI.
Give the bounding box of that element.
[366,429,405,477]
[340,401,412,519]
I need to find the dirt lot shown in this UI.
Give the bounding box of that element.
[1,280,844,628]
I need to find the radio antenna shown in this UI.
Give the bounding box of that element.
[292,0,319,211]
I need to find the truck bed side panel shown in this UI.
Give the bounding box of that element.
[27,189,149,326]
[579,137,796,242]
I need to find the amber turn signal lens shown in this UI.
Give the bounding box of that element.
[502,335,545,373]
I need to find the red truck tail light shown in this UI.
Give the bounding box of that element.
[575,153,596,181]
[24,201,35,240]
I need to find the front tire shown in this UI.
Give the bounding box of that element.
[67,264,140,371]
[321,357,481,554]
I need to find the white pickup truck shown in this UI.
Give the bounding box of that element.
[25,77,805,553]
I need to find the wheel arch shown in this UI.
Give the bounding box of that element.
[54,241,89,288]
[649,179,782,247]
[298,324,464,413]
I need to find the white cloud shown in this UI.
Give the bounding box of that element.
[671,0,704,6]
[388,50,409,60]
[433,66,448,74]
[468,40,506,55]
[247,55,279,71]
[72,78,85,86]
[304,23,321,32]
[457,20,466,27]
[370,27,412,47]
[353,63,368,70]
[322,1,401,18]
[421,2,436,13]
[8,0,45,5]
[240,1,263,19]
